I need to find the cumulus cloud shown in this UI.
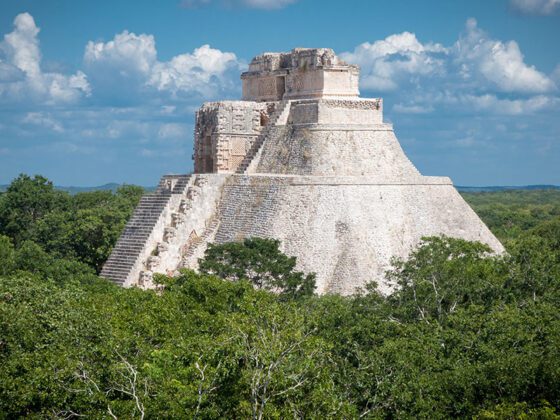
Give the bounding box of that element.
[510,0,560,15]
[0,13,90,105]
[342,19,555,95]
[84,31,156,78]
[455,18,555,94]
[341,19,558,118]
[0,61,24,83]
[180,0,297,9]
[84,31,242,101]
[149,45,240,96]
[340,32,447,91]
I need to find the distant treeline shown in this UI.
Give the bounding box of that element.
[462,189,560,242]
[0,181,155,195]
[457,184,560,192]
[1,174,559,418]
[2,180,558,194]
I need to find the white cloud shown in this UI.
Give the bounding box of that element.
[84,31,157,78]
[149,45,240,97]
[340,32,446,91]
[393,103,434,114]
[157,123,189,140]
[448,94,558,115]
[22,112,64,132]
[341,19,558,118]
[399,90,559,116]
[510,0,560,15]
[0,61,25,82]
[0,13,90,104]
[83,32,242,100]
[455,18,555,94]
[180,0,297,9]
[552,64,560,85]
[342,20,555,96]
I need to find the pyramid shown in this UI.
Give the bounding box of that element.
[101,48,504,295]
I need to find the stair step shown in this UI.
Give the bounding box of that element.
[102,173,197,286]
[234,102,288,175]
[107,257,138,263]
[102,265,133,271]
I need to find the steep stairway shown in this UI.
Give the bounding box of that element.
[235,100,290,174]
[100,174,192,285]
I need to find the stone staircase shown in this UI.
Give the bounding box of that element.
[235,100,290,174]
[100,174,192,286]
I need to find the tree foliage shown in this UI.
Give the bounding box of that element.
[0,174,69,244]
[199,237,316,299]
[0,174,143,273]
[1,179,560,418]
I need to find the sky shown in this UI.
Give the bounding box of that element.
[0,0,559,187]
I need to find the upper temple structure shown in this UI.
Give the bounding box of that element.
[101,48,504,295]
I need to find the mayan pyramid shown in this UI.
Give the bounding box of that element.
[101,48,504,295]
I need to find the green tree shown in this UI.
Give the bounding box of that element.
[506,235,560,304]
[475,401,559,419]
[0,174,69,244]
[28,183,143,273]
[0,234,15,275]
[13,240,95,284]
[199,237,316,299]
[386,236,506,323]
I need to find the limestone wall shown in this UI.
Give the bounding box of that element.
[112,171,504,295]
[242,76,287,102]
[284,67,360,100]
[241,48,359,101]
[256,122,420,177]
[213,174,504,295]
[286,99,382,125]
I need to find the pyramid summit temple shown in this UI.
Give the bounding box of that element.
[101,48,504,295]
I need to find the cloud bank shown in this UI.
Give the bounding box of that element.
[0,13,90,105]
[341,18,558,115]
[510,0,560,15]
[83,31,243,102]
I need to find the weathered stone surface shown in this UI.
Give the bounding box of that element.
[212,175,502,295]
[241,48,360,102]
[194,101,269,173]
[102,47,504,295]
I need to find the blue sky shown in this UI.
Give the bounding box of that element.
[0,0,559,186]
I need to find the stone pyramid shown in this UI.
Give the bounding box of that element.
[101,48,503,295]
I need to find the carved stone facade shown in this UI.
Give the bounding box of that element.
[103,48,504,296]
[195,49,364,174]
[241,48,360,102]
[194,101,269,173]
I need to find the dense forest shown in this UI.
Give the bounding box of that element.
[1,174,559,418]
